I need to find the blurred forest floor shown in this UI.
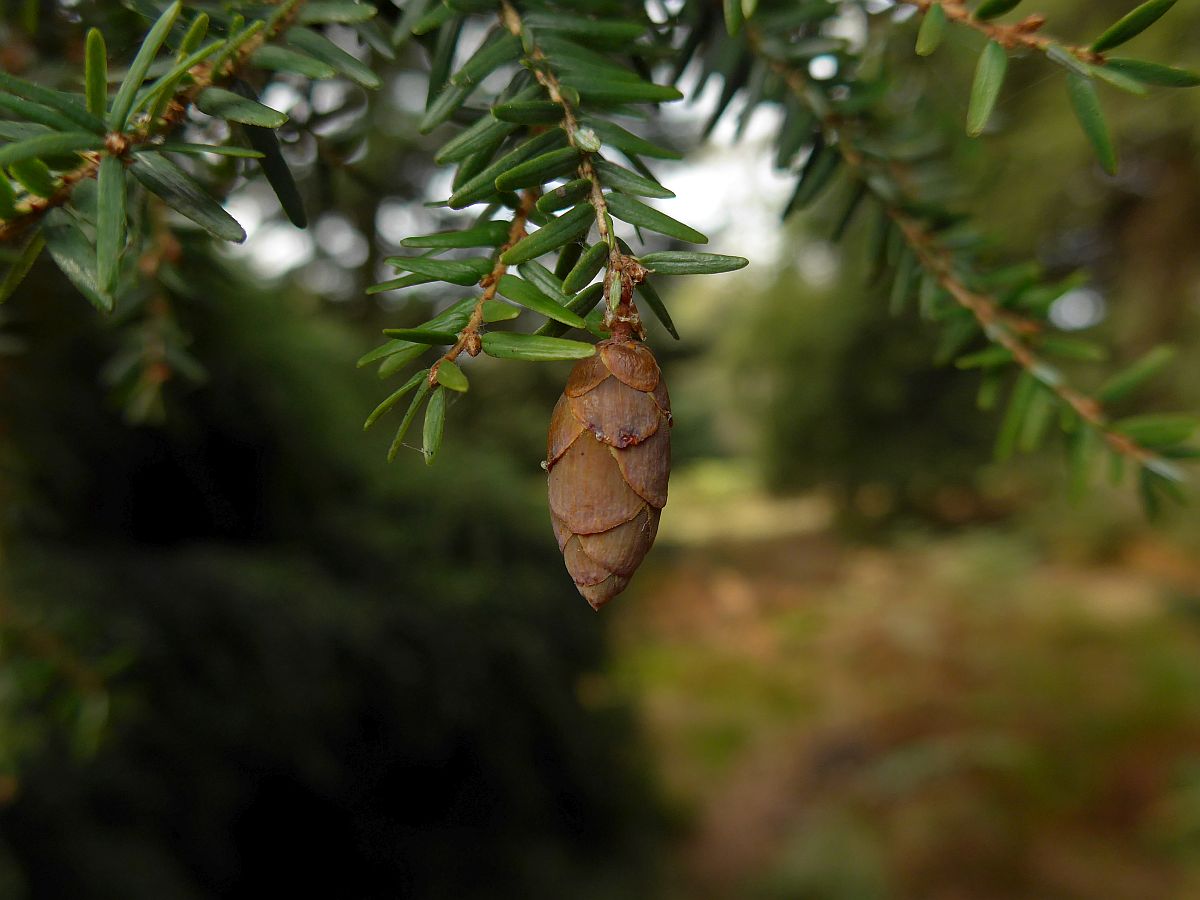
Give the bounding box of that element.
[605,463,1200,900]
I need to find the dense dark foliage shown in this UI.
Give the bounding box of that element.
[0,260,663,898]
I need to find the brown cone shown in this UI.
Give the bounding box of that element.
[546,337,671,610]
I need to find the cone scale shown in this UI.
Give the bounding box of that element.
[546,336,671,609]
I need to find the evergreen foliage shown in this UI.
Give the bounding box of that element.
[0,0,1198,890]
[0,0,1195,505]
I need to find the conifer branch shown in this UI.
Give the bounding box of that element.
[497,0,645,333]
[432,188,539,381]
[904,0,1098,61]
[890,212,1159,468]
[499,2,611,247]
[0,1,304,245]
[748,29,1178,477]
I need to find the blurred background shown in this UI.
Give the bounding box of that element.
[2,0,1200,897]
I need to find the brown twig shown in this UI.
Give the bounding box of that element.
[498,0,644,333]
[0,4,304,244]
[762,52,1040,327]
[903,0,1101,61]
[748,29,1162,470]
[431,188,539,383]
[890,214,1151,464]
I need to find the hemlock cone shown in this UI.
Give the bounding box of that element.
[547,337,671,609]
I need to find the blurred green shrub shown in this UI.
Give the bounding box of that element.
[721,255,997,526]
